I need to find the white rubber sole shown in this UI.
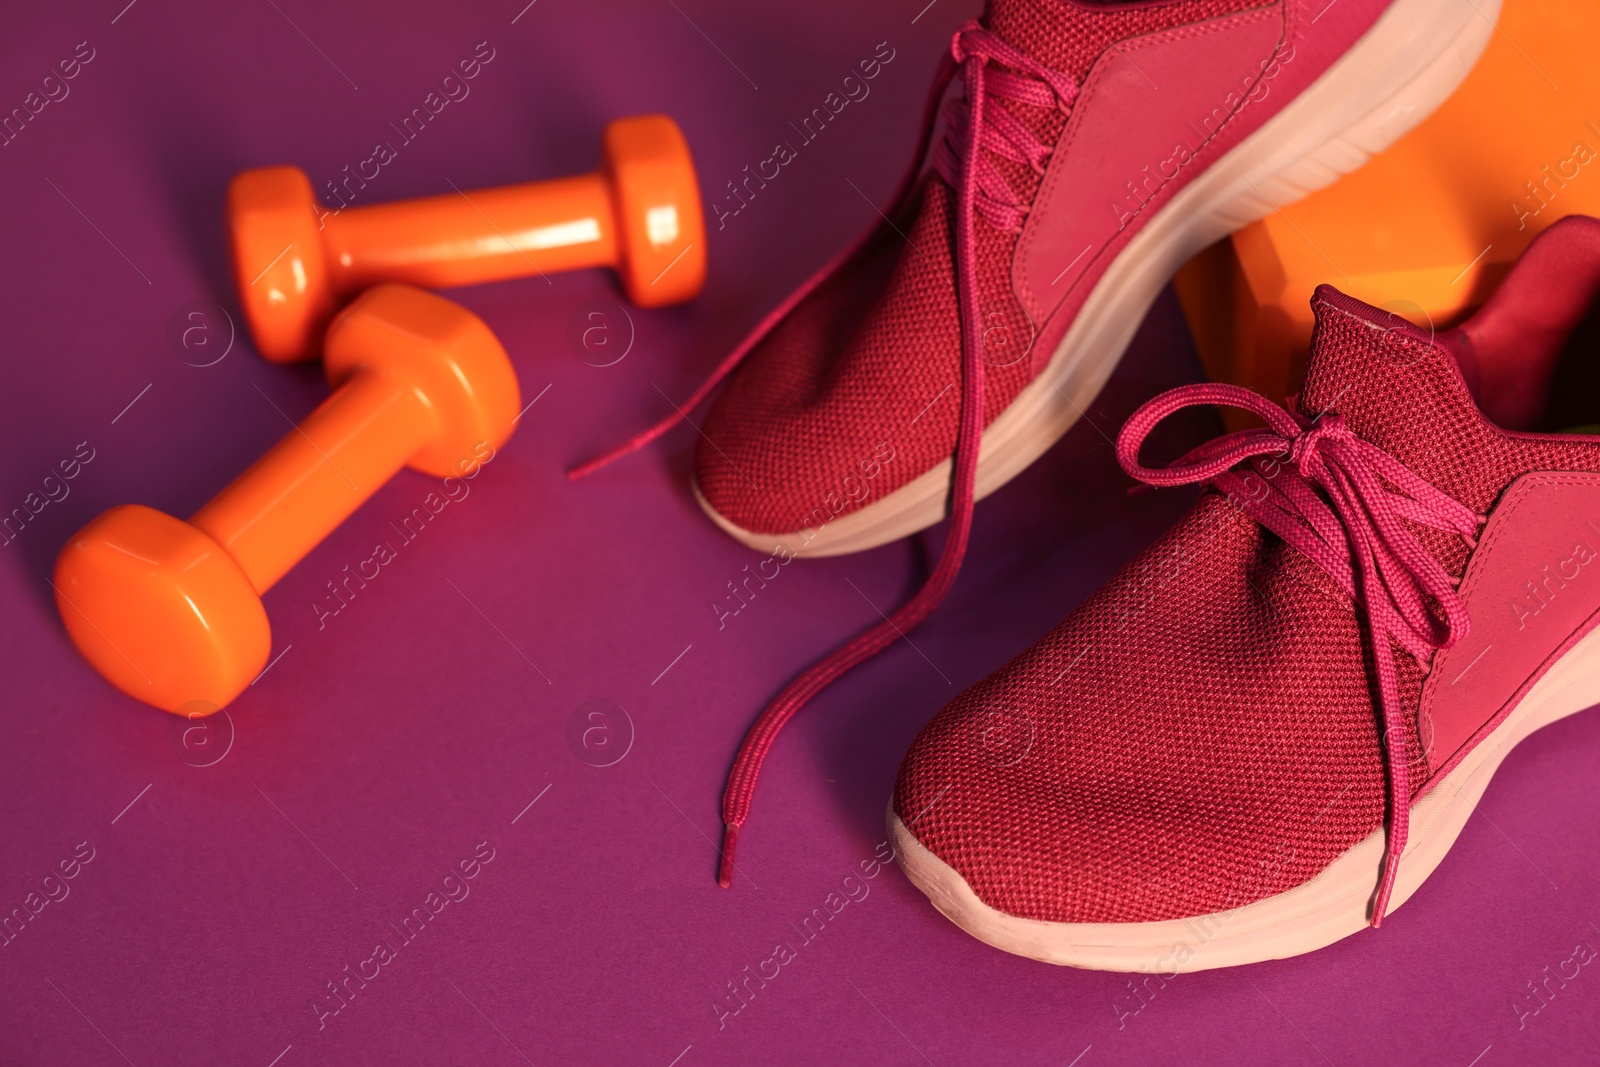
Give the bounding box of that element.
[703,0,1500,558]
[890,619,1600,972]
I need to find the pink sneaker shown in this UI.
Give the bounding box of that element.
[891,216,1600,971]
[591,0,1500,555]
[577,0,1500,880]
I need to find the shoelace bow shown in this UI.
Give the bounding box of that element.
[1117,382,1484,924]
[566,22,1078,886]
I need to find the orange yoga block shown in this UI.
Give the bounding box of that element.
[1175,0,1600,423]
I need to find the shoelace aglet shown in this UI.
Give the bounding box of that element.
[567,441,638,482]
[568,409,691,482]
[1369,855,1399,928]
[717,822,740,889]
[566,457,604,482]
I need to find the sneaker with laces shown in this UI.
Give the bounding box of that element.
[890,215,1600,971]
[600,0,1501,558]
[577,0,1501,881]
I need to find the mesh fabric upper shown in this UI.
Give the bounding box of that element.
[696,0,1268,536]
[892,286,1600,924]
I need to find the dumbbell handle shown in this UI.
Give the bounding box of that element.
[190,370,428,594]
[321,173,617,297]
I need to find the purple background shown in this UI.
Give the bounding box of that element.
[2,1,1597,1064]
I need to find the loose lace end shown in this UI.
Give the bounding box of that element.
[717,823,739,889]
[567,421,673,481]
[1369,855,1399,928]
[703,22,1067,879]
[568,444,631,481]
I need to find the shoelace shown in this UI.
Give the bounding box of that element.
[933,28,1077,231]
[1117,382,1484,924]
[567,21,1079,886]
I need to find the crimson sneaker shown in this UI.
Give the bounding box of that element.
[890,216,1600,971]
[590,0,1500,558]
[576,0,1500,880]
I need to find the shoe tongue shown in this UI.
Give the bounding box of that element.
[1295,284,1496,510]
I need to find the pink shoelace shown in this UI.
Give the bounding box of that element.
[1117,382,1484,924]
[568,22,1078,886]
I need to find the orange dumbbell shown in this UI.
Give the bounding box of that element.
[53,285,520,714]
[228,113,707,362]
